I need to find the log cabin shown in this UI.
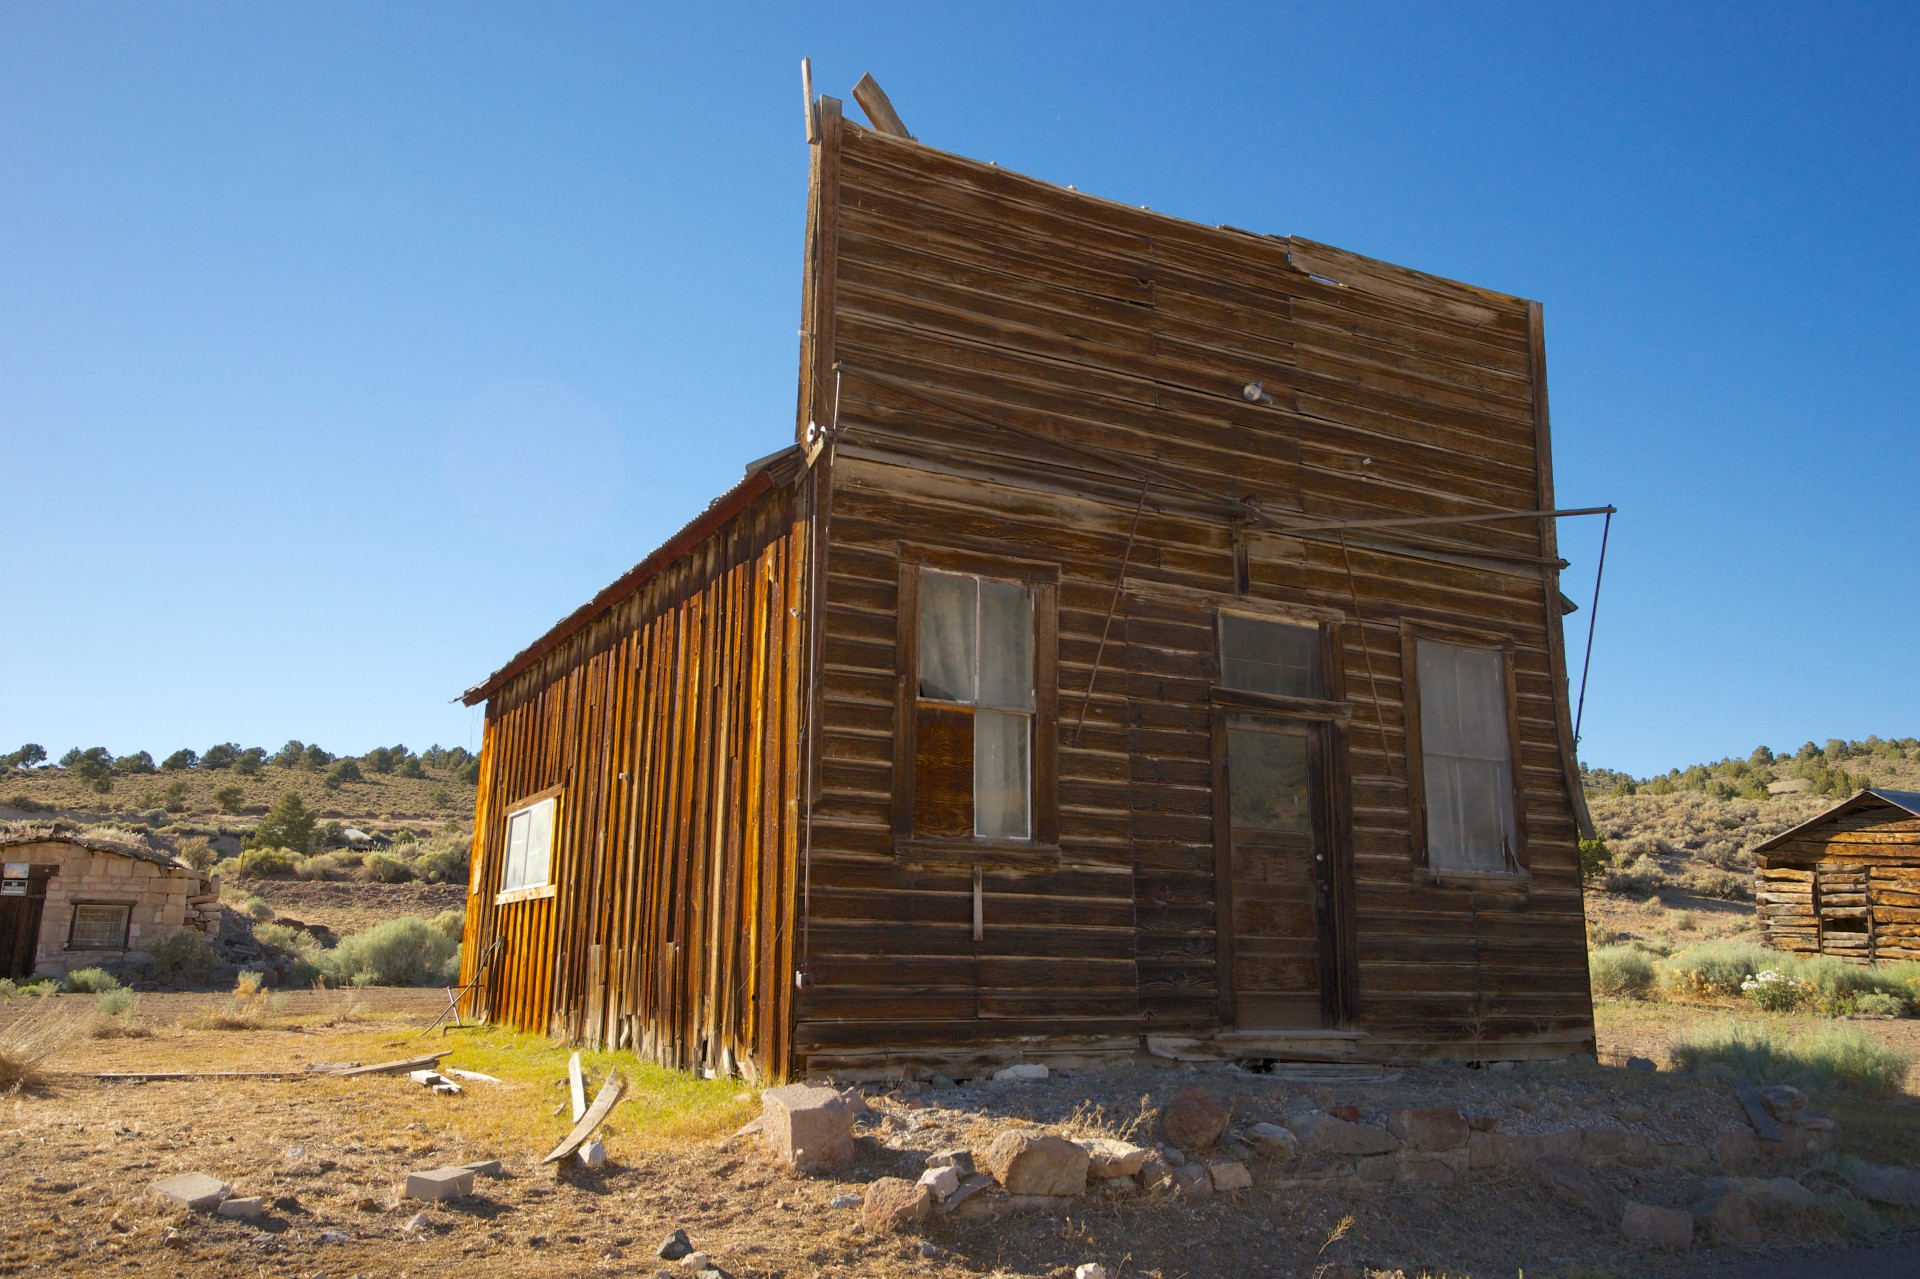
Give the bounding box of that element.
[454,85,1603,1081]
[1752,789,1920,964]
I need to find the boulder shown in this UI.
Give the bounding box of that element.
[760,1084,855,1173]
[1076,1138,1150,1178]
[1170,1164,1211,1197]
[1354,1153,1398,1183]
[1843,1162,1920,1208]
[1291,1112,1401,1156]
[1247,1122,1300,1162]
[1755,1084,1807,1118]
[1620,1201,1693,1250]
[927,1149,975,1176]
[1536,1157,1613,1221]
[1161,1089,1231,1150]
[1387,1108,1469,1153]
[862,1178,931,1233]
[1625,1055,1658,1073]
[1208,1162,1253,1191]
[1692,1186,1762,1245]
[981,1131,1090,1197]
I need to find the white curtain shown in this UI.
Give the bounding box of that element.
[1416,641,1516,873]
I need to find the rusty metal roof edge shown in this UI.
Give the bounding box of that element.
[457,443,808,708]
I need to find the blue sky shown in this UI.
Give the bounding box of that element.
[2,3,1914,777]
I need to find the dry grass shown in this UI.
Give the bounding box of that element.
[0,1008,80,1090]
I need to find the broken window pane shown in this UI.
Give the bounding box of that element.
[918,570,976,701]
[1219,613,1323,699]
[974,709,1031,840]
[977,577,1034,710]
[1416,640,1516,873]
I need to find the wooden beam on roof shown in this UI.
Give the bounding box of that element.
[852,73,911,138]
[801,57,818,143]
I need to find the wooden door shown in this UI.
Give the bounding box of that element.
[1216,713,1335,1030]
[0,893,46,980]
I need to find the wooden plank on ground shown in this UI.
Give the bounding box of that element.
[1732,1077,1784,1142]
[541,1071,627,1165]
[568,1050,587,1122]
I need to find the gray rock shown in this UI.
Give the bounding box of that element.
[927,1149,975,1176]
[1712,1176,1816,1213]
[1755,1084,1808,1118]
[1075,1138,1150,1178]
[828,1193,861,1210]
[982,1130,1089,1197]
[576,1139,608,1169]
[1536,1156,1613,1221]
[1291,1112,1401,1156]
[1137,1154,1173,1191]
[151,1172,231,1211]
[992,1063,1048,1082]
[463,1159,505,1178]
[658,1228,693,1260]
[1170,1164,1211,1197]
[929,1074,957,1090]
[1625,1055,1658,1073]
[760,1084,856,1173]
[1621,1201,1693,1250]
[940,1172,995,1212]
[1247,1122,1300,1162]
[403,1167,474,1202]
[918,1166,960,1201]
[1158,1145,1186,1167]
[681,1253,710,1271]
[1842,1161,1920,1208]
[214,1197,263,1220]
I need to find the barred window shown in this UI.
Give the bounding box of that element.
[70,903,131,950]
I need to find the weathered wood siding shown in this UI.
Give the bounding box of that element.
[792,113,1594,1072]
[459,481,810,1078]
[1758,802,1920,963]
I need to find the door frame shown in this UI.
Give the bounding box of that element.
[1211,698,1358,1029]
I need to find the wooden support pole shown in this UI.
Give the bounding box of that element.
[852,72,911,138]
[972,867,984,942]
[801,57,818,143]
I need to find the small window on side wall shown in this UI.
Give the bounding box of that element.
[915,569,1035,840]
[70,903,131,950]
[1411,638,1520,875]
[1219,613,1324,699]
[503,795,556,892]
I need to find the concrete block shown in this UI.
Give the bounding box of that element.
[463,1159,505,1178]
[403,1167,475,1202]
[577,1140,607,1168]
[760,1083,855,1173]
[215,1197,263,1220]
[151,1173,231,1211]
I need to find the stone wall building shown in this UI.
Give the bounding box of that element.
[0,829,220,979]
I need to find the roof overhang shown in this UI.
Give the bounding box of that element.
[458,442,811,708]
[1749,787,1920,856]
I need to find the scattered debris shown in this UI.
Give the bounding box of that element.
[444,1068,501,1083]
[540,1071,627,1166]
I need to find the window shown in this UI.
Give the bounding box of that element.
[1411,638,1519,875]
[502,794,556,893]
[1219,613,1324,699]
[895,557,1058,857]
[69,903,131,950]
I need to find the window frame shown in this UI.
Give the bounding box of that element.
[67,900,132,951]
[892,546,1059,867]
[1399,620,1530,885]
[495,785,561,905]
[1213,604,1349,717]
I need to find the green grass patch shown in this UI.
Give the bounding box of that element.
[440,1028,758,1156]
[1669,1021,1912,1097]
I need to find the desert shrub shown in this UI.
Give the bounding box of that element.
[1682,867,1754,901]
[331,848,365,869]
[294,853,343,881]
[146,928,217,976]
[162,779,190,812]
[232,845,297,878]
[1665,909,1698,932]
[60,967,121,994]
[213,785,246,815]
[1659,941,1779,1000]
[362,852,414,884]
[234,970,266,996]
[1,792,53,814]
[253,922,319,957]
[244,896,274,921]
[1577,837,1610,881]
[0,1009,78,1090]
[1602,856,1667,896]
[1589,946,1656,999]
[248,792,316,852]
[392,828,417,846]
[1853,992,1909,1018]
[1670,1022,1911,1096]
[411,840,469,885]
[175,836,216,872]
[428,909,465,945]
[96,987,137,1017]
[1742,968,1814,1012]
[319,916,458,987]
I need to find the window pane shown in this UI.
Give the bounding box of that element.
[71,904,129,949]
[524,799,554,887]
[1220,614,1323,699]
[918,570,977,702]
[1417,640,1516,871]
[1228,726,1313,832]
[973,709,1031,839]
[977,577,1034,710]
[504,810,530,890]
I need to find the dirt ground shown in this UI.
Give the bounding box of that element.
[239,879,468,936]
[2,990,1916,1279]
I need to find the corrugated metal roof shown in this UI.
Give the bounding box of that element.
[1749,787,1920,855]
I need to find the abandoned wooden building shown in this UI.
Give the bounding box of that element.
[1753,789,1920,964]
[455,80,1603,1079]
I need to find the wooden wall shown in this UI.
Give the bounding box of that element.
[459,480,810,1080]
[791,112,1594,1073]
[1758,802,1920,964]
